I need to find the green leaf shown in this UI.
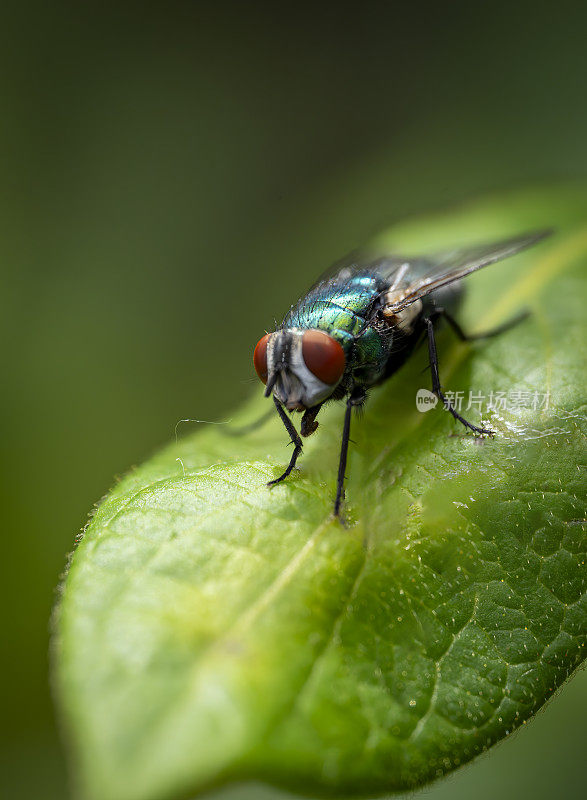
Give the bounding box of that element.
[54,185,587,800]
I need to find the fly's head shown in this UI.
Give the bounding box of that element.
[253,328,346,410]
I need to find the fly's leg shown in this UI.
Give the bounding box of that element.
[301,403,323,437]
[334,387,366,518]
[424,317,494,436]
[268,396,304,486]
[434,307,530,341]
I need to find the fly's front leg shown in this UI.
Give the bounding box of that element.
[334,386,366,519]
[268,396,304,486]
[424,317,494,436]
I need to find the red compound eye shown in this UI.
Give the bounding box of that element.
[302,329,345,385]
[253,333,270,383]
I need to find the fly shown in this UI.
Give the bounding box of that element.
[252,230,551,518]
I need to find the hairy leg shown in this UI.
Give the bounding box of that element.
[424,317,493,436]
[267,396,304,486]
[334,387,366,518]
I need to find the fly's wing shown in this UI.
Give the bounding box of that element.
[307,251,410,291]
[383,229,552,313]
[289,251,414,321]
[295,229,551,326]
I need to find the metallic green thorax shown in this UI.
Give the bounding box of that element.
[283,270,390,385]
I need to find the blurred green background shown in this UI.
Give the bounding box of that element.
[1,3,585,799]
